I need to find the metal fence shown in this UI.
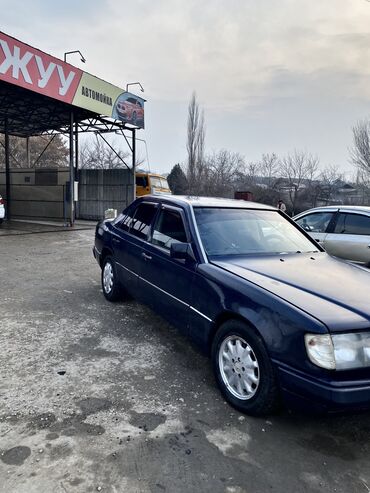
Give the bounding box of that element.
[76,169,134,220]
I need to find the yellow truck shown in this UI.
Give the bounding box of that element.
[135,172,171,196]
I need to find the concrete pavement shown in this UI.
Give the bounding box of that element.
[1,228,370,492]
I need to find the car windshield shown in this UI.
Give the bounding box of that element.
[194,207,318,257]
[150,176,169,189]
[150,177,162,187]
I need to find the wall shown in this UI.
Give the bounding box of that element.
[0,167,134,221]
[0,168,68,221]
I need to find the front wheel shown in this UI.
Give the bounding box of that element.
[101,256,122,302]
[212,320,280,416]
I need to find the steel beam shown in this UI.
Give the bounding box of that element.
[4,117,10,220]
[69,111,74,226]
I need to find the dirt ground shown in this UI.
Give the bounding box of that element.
[1,225,370,493]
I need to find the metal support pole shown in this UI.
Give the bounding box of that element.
[26,136,30,168]
[75,121,79,180]
[74,122,79,220]
[97,132,130,169]
[69,111,74,226]
[5,117,10,220]
[132,128,136,202]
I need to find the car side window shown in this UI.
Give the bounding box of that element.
[129,203,158,240]
[136,176,148,187]
[115,204,136,232]
[296,212,334,233]
[333,213,370,235]
[151,209,187,250]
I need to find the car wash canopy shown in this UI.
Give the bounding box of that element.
[0,31,145,223]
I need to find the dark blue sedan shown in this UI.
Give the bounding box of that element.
[94,195,370,415]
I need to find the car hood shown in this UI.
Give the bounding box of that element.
[211,252,370,332]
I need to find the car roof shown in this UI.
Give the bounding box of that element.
[141,195,277,210]
[294,205,370,217]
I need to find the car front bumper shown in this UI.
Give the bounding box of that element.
[276,362,370,413]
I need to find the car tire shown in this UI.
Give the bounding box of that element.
[212,319,280,416]
[101,256,122,302]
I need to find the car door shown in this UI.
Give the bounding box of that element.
[295,211,336,245]
[324,212,370,263]
[138,205,196,332]
[112,202,159,298]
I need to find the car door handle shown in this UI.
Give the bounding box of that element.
[112,237,120,244]
[142,252,152,261]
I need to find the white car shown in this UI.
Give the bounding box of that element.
[0,195,4,224]
[294,206,370,265]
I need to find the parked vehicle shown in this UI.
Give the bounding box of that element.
[136,172,171,197]
[294,206,370,265]
[94,196,370,415]
[0,195,5,224]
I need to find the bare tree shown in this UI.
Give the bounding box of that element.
[280,150,319,214]
[243,161,261,187]
[186,92,206,193]
[318,165,344,205]
[350,120,370,182]
[79,137,144,169]
[355,169,370,204]
[205,149,245,197]
[259,153,279,189]
[0,135,68,168]
[356,168,370,188]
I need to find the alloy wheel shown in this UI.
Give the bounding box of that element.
[103,262,114,294]
[219,335,260,400]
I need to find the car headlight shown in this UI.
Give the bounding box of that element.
[305,334,336,370]
[332,333,370,370]
[305,332,370,370]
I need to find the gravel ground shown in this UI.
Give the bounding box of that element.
[1,226,370,493]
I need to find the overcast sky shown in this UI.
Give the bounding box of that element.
[2,0,370,176]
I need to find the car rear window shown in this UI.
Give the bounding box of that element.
[114,204,136,232]
[334,213,370,235]
[129,203,158,240]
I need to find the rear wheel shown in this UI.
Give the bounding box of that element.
[212,319,280,416]
[101,256,122,302]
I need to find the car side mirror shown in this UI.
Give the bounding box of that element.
[170,242,196,262]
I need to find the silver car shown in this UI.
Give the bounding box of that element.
[293,206,370,266]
